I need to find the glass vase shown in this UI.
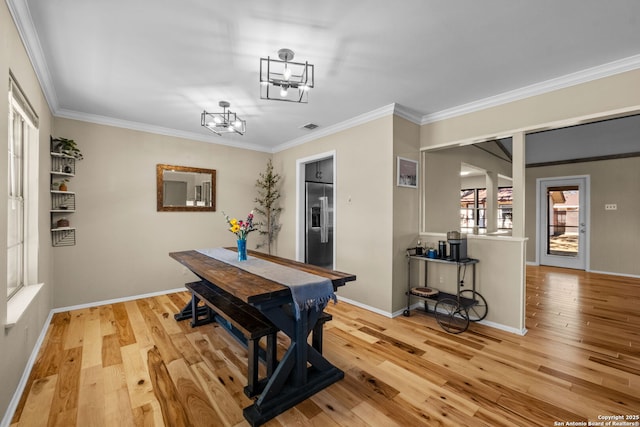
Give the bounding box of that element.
[237,239,247,261]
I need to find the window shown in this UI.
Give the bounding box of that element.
[7,74,39,299]
[460,187,512,233]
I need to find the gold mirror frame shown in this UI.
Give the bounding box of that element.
[156,164,216,212]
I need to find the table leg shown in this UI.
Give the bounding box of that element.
[243,303,343,426]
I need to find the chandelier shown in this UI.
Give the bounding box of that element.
[259,48,314,103]
[201,101,246,136]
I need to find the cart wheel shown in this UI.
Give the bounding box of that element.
[434,298,469,334]
[460,290,488,322]
[403,309,411,317]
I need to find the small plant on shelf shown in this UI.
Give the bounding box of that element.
[53,179,69,191]
[51,137,83,160]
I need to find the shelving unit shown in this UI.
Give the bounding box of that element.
[50,138,78,246]
[404,249,487,334]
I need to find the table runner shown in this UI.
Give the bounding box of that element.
[197,248,336,318]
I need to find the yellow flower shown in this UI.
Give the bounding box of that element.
[230,224,240,233]
[230,218,238,225]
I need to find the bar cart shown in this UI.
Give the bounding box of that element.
[403,248,488,333]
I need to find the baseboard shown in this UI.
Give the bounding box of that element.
[478,319,528,336]
[1,287,186,427]
[587,269,640,279]
[1,310,54,427]
[51,287,187,313]
[335,295,395,318]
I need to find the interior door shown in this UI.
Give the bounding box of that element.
[538,176,589,269]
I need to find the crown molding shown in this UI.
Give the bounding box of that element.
[55,109,272,153]
[393,104,423,124]
[422,54,640,124]
[6,0,59,112]
[272,103,397,152]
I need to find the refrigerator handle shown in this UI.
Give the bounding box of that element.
[320,196,329,243]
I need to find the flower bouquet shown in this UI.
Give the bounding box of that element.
[223,211,255,261]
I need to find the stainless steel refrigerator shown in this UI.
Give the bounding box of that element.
[305,182,333,269]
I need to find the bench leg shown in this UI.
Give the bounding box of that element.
[246,338,259,397]
[312,322,325,354]
[266,333,277,377]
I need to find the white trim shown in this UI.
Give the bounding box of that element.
[338,296,527,335]
[337,296,395,318]
[5,0,59,113]
[536,175,590,270]
[274,104,396,153]
[0,308,54,427]
[55,109,272,153]
[422,54,640,124]
[4,283,44,328]
[476,320,528,336]
[51,287,186,313]
[7,0,640,154]
[295,151,336,267]
[586,270,640,280]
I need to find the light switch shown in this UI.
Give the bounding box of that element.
[604,204,617,210]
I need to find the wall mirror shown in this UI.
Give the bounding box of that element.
[156,164,216,211]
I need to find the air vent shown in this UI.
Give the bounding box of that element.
[301,123,319,130]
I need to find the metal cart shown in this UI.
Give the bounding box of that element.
[403,248,488,333]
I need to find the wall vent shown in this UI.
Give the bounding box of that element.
[301,123,319,130]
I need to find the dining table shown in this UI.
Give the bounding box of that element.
[170,248,356,426]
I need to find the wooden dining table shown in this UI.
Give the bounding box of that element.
[170,248,356,426]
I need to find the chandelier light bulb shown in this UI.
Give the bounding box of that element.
[280,86,289,97]
[283,66,292,81]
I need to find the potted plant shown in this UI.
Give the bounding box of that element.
[52,137,83,160]
[53,179,69,191]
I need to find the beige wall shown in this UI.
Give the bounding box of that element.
[1,1,55,419]
[525,157,640,275]
[423,144,512,233]
[391,116,421,313]
[273,116,395,313]
[421,68,640,148]
[51,118,271,307]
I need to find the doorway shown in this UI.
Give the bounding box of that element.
[296,151,336,269]
[537,176,590,270]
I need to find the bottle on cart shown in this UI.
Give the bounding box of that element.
[438,240,447,259]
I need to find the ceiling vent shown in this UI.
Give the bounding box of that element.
[301,123,319,130]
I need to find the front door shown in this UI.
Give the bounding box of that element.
[538,176,589,270]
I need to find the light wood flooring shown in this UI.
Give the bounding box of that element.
[10,266,640,426]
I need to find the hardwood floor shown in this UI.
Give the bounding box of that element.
[10,266,640,426]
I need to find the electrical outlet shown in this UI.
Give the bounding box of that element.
[439,276,444,284]
[604,204,617,210]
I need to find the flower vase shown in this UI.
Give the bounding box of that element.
[237,239,247,261]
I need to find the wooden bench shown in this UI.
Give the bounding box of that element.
[179,280,278,397]
[175,281,335,396]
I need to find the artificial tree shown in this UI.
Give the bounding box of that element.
[254,159,282,255]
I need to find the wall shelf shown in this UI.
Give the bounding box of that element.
[50,136,80,246]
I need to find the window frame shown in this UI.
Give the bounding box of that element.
[7,75,39,300]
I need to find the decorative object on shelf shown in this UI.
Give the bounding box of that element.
[223,211,256,261]
[260,48,314,103]
[254,159,282,255]
[50,135,81,247]
[55,179,69,191]
[51,136,83,160]
[201,101,246,136]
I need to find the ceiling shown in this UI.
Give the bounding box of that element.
[9,0,640,152]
